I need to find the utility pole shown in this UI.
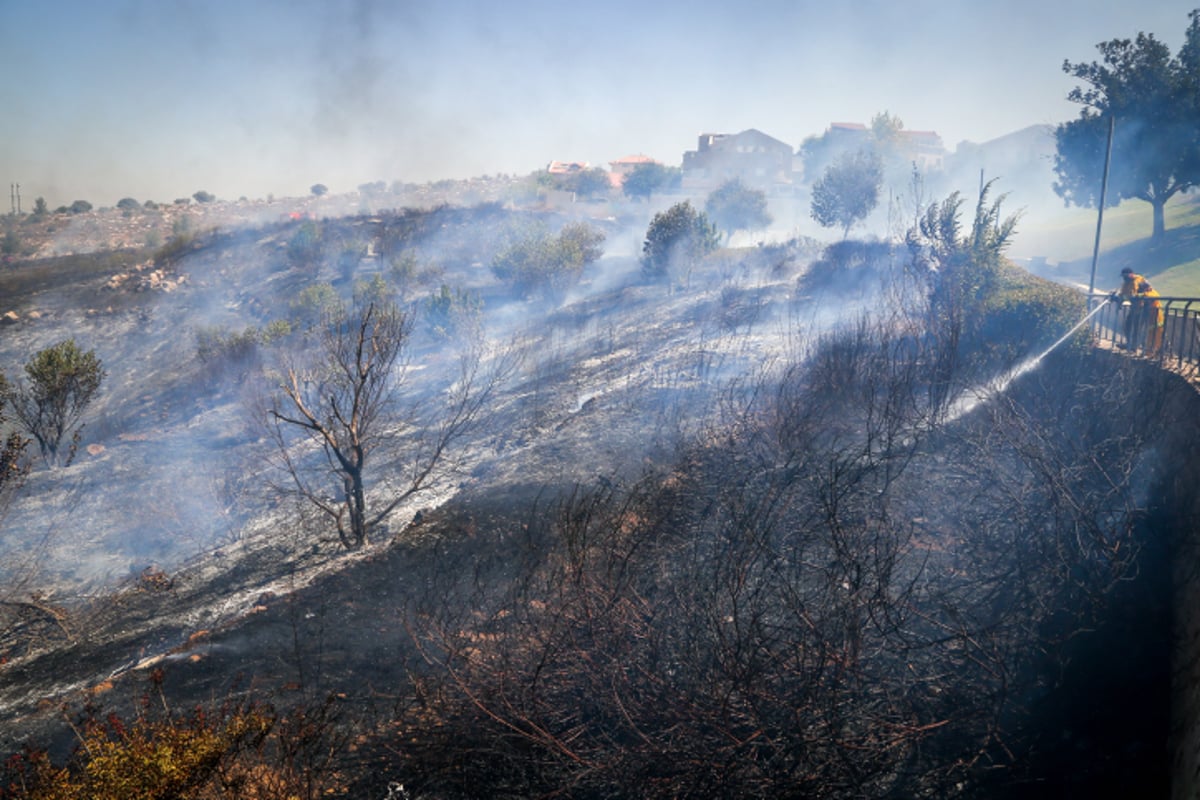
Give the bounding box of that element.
[1087,115,1115,306]
[15,183,20,215]
[8,184,13,216]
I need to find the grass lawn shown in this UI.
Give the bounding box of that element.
[1014,194,1200,296]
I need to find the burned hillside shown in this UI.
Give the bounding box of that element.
[0,198,1187,798]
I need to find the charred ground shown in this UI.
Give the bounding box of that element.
[0,198,1190,798]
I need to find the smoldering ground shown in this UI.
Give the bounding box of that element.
[0,191,1183,797]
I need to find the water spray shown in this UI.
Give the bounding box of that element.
[943,300,1108,423]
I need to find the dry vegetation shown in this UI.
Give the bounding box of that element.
[0,192,1189,798]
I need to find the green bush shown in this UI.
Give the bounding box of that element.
[195,326,261,367]
[286,221,324,271]
[1,230,18,256]
[288,282,340,329]
[426,283,482,338]
[492,222,605,296]
[973,270,1085,367]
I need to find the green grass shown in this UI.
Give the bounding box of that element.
[1015,194,1200,296]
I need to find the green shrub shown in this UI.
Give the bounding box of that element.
[288,282,340,329]
[286,221,324,270]
[492,222,605,296]
[260,318,293,343]
[426,283,482,338]
[195,326,261,367]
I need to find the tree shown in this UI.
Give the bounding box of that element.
[621,162,681,201]
[192,190,215,204]
[703,178,772,243]
[3,340,105,467]
[311,183,329,197]
[31,197,47,218]
[267,292,509,549]
[116,197,140,211]
[641,201,719,280]
[1054,11,1200,239]
[68,200,92,214]
[810,150,883,238]
[557,168,611,200]
[905,180,1021,412]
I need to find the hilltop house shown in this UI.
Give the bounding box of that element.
[900,129,945,170]
[681,129,795,191]
[816,122,945,171]
[546,160,591,175]
[608,154,659,188]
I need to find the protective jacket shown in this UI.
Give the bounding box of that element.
[1116,271,1165,355]
[1117,272,1150,301]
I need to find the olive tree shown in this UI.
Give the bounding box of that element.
[2,340,104,467]
[810,150,884,238]
[641,201,719,281]
[704,178,772,243]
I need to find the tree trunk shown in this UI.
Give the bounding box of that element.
[348,467,367,549]
[1151,197,1166,240]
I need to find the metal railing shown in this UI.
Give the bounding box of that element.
[1089,294,1200,375]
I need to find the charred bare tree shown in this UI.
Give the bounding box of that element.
[267,293,513,550]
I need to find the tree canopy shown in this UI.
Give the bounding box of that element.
[559,167,612,200]
[621,163,681,201]
[810,150,883,238]
[704,179,772,243]
[800,111,905,185]
[1054,10,1200,239]
[641,201,719,280]
[2,340,105,467]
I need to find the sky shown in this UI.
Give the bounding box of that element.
[1,0,1197,209]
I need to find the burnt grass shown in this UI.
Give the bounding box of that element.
[0,201,1190,797]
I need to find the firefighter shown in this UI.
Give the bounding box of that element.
[1111,267,1164,355]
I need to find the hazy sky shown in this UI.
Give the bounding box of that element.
[2,0,1196,208]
